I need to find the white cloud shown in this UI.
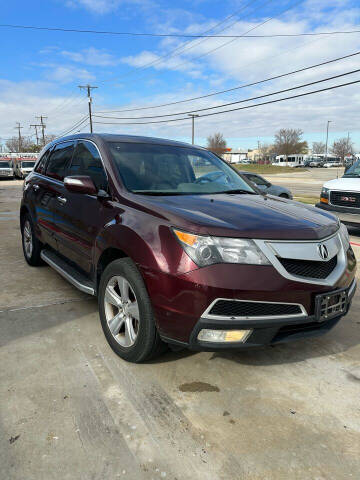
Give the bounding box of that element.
[0,80,89,141]
[61,48,118,66]
[36,63,95,84]
[65,0,152,14]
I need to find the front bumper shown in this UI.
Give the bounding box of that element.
[316,202,360,227]
[165,280,357,351]
[142,247,356,348]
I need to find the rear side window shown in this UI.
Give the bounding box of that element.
[46,142,75,181]
[68,141,107,191]
[35,149,51,175]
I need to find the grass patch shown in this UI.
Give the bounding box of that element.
[294,196,318,205]
[233,164,307,174]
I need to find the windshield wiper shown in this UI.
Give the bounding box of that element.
[132,190,186,196]
[216,189,257,195]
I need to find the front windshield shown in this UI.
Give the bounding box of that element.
[22,161,35,168]
[0,161,10,168]
[107,142,256,195]
[344,159,360,177]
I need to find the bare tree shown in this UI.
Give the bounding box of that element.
[258,143,272,162]
[274,129,308,156]
[312,141,326,154]
[207,133,227,156]
[5,137,41,153]
[331,137,354,165]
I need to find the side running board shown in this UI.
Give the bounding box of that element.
[41,249,95,296]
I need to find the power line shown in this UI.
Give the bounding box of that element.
[162,0,304,75]
[98,0,267,84]
[93,78,360,125]
[95,50,360,114]
[93,69,360,120]
[55,116,89,138]
[1,23,359,38]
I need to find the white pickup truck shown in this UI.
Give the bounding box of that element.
[316,160,360,226]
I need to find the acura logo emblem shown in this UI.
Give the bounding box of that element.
[318,244,329,260]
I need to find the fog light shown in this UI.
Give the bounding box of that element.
[197,329,252,343]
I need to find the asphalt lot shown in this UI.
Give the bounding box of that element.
[262,167,345,198]
[1,178,360,480]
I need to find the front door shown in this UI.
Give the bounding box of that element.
[54,140,111,274]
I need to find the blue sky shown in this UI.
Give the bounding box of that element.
[1,0,360,150]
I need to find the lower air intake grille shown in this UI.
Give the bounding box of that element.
[278,255,337,279]
[208,300,302,318]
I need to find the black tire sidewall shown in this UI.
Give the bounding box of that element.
[98,258,160,363]
[21,213,42,266]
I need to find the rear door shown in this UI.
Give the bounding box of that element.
[25,147,59,250]
[54,140,110,274]
[42,141,76,251]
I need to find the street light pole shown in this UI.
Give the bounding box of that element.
[188,114,199,145]
[325,120,332,162]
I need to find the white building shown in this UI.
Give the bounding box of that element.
[222,149,248,164]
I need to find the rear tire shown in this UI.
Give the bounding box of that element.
[21,213,43,266]
[279,193,289,199]
[98,258,165,363]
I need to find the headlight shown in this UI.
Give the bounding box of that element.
[339,223,350,250]
[320,187,329,203]
[173,229,270,267]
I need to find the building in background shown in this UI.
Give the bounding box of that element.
[222,148,248,164]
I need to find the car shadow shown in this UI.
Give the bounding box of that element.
[209,324,360,366]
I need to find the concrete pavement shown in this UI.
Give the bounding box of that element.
[1,181,360,480]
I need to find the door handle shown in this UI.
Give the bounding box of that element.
[33,184,40,191]
[57,196,67,205]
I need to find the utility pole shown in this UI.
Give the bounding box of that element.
[188,114,199,145]
[14,122,23,152]
[36,115,47,145]
[30,123,41,146]
[325,120,332,162]
[79,84,98,133]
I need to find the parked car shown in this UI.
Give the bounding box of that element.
[239,171,293,199]
[316,158,360,227]
[0,160,14,179]
[322,157,342,168]
[21,134,356,362]
[13,159,36,179]
[305,158,324,168]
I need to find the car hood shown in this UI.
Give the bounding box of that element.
[140,193,339,240]
[324,177,360,192]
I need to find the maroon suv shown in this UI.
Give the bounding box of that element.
[20,134,357,362]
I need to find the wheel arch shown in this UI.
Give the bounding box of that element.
[96,247,129,291]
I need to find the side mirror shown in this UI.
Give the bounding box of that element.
[64,175,97,195]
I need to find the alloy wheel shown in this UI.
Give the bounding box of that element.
[104,275,140,347]
[23,220,33,259]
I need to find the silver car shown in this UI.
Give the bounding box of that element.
[240,172,293,199]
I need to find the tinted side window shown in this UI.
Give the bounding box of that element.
[46,142,74,181]
[35,149,51,175]
[69,141,107,191]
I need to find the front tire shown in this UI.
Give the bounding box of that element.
[98,258,165,363]
[21,213,43,266]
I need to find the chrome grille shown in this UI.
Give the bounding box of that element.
[330,191,360,208]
